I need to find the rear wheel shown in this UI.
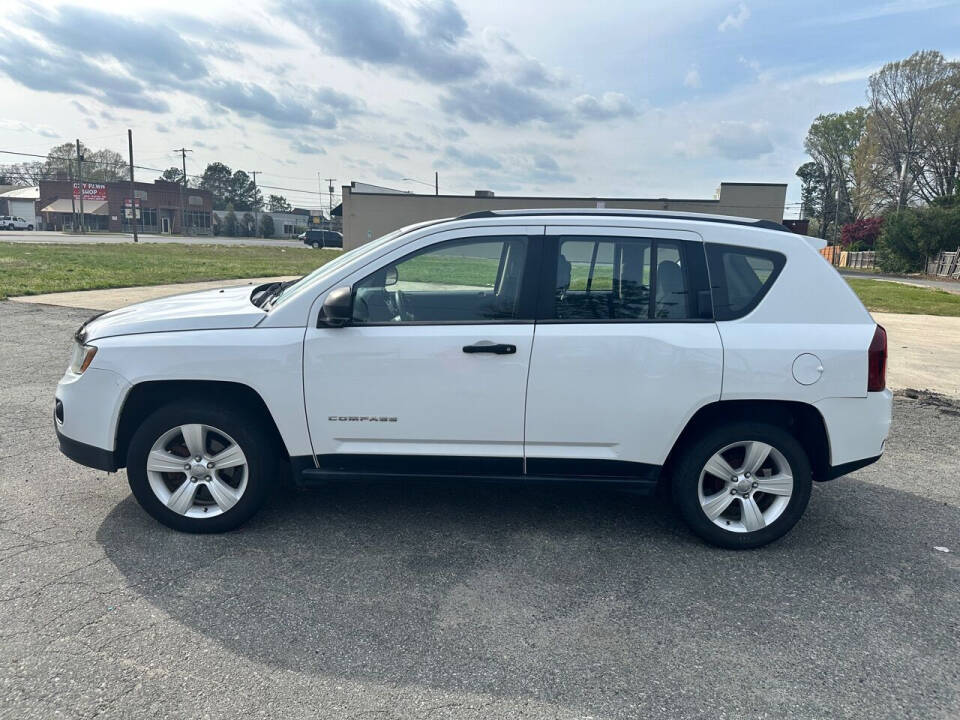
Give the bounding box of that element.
[126,402,272,532]
[312,241,321,248]
[672,422,812,549]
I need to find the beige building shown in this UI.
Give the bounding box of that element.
[340,181,787,250]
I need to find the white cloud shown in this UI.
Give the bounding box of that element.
[0,118,59,137]
[683,65,701,89]
[718,2,750,32]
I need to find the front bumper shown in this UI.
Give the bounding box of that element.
[56,424,118,472]
[55,365,130,472]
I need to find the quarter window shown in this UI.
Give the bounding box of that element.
[705,244,785,321]
[353,236,529,324]
[554,237,695,320]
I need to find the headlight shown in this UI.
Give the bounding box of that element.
[69,342,98,374]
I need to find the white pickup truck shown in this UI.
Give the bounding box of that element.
[0,215,34,230]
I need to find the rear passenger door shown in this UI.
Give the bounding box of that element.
[523,226,724,479]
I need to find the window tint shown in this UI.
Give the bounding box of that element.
[353,236,528,324]
[555,237,694,320]
[705,243,786,321]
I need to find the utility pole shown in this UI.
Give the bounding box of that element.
[325,178,336,229]
[435,171,438,196]
[833,187,841,265]
[68,156,76,231]
[128,129,138,243]
[75,139,85,234]
[173,147,192,235]
[249,170,261,236]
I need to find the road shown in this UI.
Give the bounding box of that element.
[1,300,958,719]
[841,269,960,294]
[0,230,304,248]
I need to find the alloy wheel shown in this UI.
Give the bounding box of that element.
[697,440,794,533]
[145,423,248,518]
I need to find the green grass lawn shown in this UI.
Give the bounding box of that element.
[0,243,339,300]
[845,278,960,317]
[3,242,960,318]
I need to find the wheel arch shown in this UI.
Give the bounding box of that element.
[663,399,830,482]
[114,380,291,468]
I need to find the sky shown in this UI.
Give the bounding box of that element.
[0,0,958,216]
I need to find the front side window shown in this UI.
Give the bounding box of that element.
[705,244,785,321]
[353,236,529,324]
[554,237,697,320]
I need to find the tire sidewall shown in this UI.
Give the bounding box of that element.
[126,402,270,533]
[672,421,812,549]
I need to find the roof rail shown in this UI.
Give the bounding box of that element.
[454,208,792,233]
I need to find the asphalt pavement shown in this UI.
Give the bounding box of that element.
[1,300,958,719]
[0,230,303,248]
[841,269,960,294]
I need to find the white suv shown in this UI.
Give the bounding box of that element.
[55,210,892,548]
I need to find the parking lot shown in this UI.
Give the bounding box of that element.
[1,300,958,719]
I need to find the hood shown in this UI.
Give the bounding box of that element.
[79,284,267,341]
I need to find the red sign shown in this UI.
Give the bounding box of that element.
[73,182,107,201]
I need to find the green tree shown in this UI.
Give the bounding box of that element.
[267,194,292,212]
[804,108,868,234]
[259,213,275,237]
[228,171,262,211]
[200,162,234,210]
[796,161,825,222]
[161,167,183,184]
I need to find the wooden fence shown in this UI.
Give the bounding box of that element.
[928,249,960,278]
[819,247,876,269]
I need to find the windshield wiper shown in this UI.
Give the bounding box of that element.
[257,279,300,310]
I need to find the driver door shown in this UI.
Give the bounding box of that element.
[302,225,543,477]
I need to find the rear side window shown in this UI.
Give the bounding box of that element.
[705,244,785,321]
[551,237,710,321]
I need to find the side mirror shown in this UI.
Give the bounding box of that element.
[317,286,353,328]
[384,265,398,287]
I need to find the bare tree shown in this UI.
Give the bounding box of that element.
[916,60,960,201]
[868,51,954,208]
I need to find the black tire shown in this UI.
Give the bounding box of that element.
[672,421,812,549]
[27,225,33,231]
[126,401,273,533]
[312,241,321,249]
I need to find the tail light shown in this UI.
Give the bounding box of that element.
[868,324,887,392]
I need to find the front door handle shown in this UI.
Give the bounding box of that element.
[463,342,517,355]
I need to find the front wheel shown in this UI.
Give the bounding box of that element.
[672,422,812,549]
[126,402,272,532]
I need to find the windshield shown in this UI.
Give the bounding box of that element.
[267,221,438,310]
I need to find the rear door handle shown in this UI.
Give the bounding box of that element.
[463,342,517,355]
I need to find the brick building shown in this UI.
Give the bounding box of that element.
[38,179,213,235]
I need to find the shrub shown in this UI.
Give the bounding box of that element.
[840,217,884,250]
[259,213,275,238]
[223,210,238,237]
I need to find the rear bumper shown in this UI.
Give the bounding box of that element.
[56,424,118,472]
[815,389,893,476]
[821,453,882,481]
